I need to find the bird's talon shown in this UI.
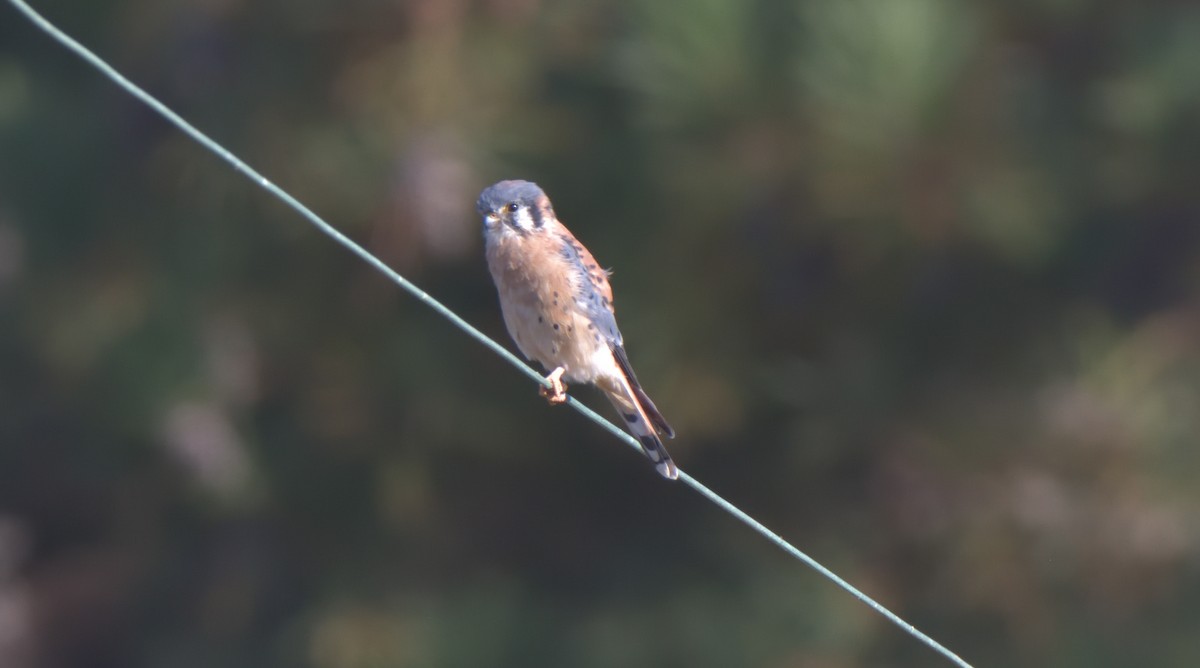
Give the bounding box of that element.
[540,367,568,405]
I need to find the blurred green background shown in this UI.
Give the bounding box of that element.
[3,0,1200,666]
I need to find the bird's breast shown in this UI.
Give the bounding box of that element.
[486,235,612,382]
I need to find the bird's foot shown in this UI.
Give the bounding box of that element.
[539,367,568,405]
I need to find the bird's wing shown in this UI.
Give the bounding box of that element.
[610,343,674,439]
[556,231,622,346]
[555,229,675,440]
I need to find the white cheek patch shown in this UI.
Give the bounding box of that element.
[513,207,536,230]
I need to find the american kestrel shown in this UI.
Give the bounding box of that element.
[478,179,678,479]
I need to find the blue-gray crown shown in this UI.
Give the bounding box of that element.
[476,179,546,215]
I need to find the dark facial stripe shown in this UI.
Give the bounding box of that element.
[504,215,529,235]
[534,197,554,227]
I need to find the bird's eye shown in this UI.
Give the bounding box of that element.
[506,202,520,213]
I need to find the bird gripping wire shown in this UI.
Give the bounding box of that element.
[4,2,973,665]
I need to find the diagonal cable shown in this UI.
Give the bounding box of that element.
[5,2,973,666]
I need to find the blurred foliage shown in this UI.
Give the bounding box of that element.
[2,0,1200,666]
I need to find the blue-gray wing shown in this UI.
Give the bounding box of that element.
[556,232,675,438]
[557,233,622,346]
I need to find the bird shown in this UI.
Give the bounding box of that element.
[477,179,678,479]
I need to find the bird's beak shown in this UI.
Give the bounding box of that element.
[483,212,500,229]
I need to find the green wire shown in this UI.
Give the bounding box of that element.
[5,2,973,665]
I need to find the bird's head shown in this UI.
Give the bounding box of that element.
[477,179,555,237]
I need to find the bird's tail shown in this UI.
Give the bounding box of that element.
[600,374,678,480]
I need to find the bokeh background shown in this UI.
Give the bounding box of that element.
[3,0,1200,666]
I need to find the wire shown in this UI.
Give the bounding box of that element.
[6,2,973,666]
